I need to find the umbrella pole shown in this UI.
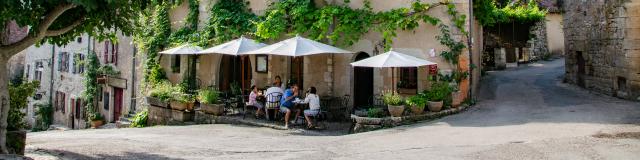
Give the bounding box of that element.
[241,56,245,96]
[392,67,395,95]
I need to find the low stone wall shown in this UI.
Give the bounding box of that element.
[351,105,470,133]
[148,104,194,125]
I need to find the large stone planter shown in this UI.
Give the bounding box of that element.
[451,91,463,108]
[7,130,26,155]
[428,101,443,112]
[201,103,225,116]
[352,116,383,125]
[170,101,189,111]
[387,105,405,117]
[409,105,425,115]
[145,96,168,108]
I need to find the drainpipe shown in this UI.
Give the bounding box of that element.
[49,45,55,104]
[130,46,137,114]
[467,0,475,100]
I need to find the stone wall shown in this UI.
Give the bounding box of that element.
[563,0,640,100]
[530,20,549,60]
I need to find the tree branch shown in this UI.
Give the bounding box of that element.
[45,16,85,37]
[0,3,77,56]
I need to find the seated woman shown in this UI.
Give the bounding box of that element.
[303,87,321,129]
[248,85,264,118]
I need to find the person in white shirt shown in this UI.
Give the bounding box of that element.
[303,87,321,129]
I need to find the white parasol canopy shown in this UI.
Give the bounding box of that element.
[159,44,203,55]
[198,36,266,55]
[244,35,352,56]
[350,50,436,67]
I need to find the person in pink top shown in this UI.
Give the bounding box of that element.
[249,85,264,117]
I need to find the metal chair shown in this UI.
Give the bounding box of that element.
[264,92,283,120]
[242,95,254,119]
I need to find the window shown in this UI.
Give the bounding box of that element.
[57,52,70,72]
[171,55,181,73]
[73,53,85,74]
[74,98,83,119]
[399,68,418,89]
[25,64,30,79]
[103,92,110,110]
[103,41,118,65]
[34,62,43,82]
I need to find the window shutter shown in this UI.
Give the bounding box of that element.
[57,52,62,71]
[65,53,70,72]
[104,41,109,63]
[114,43,118,65]
[70,54,76,74]
[71,98,75,117]
[61,93,66,113]
[54,92,59,111]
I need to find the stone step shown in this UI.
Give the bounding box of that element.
[116,120,131,128]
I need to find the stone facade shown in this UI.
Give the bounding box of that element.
[159,0,480,108]
[563,0,640,100]
[530,20,549,60]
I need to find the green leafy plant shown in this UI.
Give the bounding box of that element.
[98,65,121,76]
[473,0,547,27]
[197,88,221,104]
[89,113,104,121]
[405,95,427,109]
[129,109,149,128]
[8,80,39,131]
[230,82,242,96]
[424,81,451,102]
[32,103,53,132]
[149,81,178,102]
[174,93,196,103]
[367,108,386,118]
[436,25,466,65]
[382,91,404,106]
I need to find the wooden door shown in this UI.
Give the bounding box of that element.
[353,52,373,108]
[113,87,123,122]
[290,57,304,89]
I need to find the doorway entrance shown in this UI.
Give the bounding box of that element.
[218,55,242,92]
[113,87,123,122]
[290,57,304,89]
[353,52,373,108]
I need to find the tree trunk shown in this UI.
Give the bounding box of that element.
[0,56,10,154]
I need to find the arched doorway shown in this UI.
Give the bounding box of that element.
[218,55,251,93]
[353,52,373,108]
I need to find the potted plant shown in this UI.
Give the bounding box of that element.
[198,88,224,115]
[147,81,174,108]
[424,81,451,112]
[405,95,426,115]
[171,93,195,111]
[450,71,468,108]
[89,113,104,128]
[382,91,404,117]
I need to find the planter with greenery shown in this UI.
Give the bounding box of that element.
[88,113,105,128]
[198,88,224,115]
[424,81,451,112]
[130,109,149,128]
[171,93,195,111]
[147,81,175,108]
[382,91,404,117]
[7,80,38,155]
[405,95,426,115]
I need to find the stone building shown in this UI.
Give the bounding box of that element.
[21,33,141,129]
[157,0,482,108]
[563,0,640,100]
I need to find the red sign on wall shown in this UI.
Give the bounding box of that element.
[428,64,438,75]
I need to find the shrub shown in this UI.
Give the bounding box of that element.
[367,108,386,118]
[149,81,178,102]
[130,109,149,128]
[424,81,451,102]
[8,80,39,131]
[382,91,403,106]
[32,103,53,132]
[197,88,220,104]
[89,113,104,121]
[405,95,426,109]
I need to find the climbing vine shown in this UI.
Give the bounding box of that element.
[82,51,100,121]
[201,0,257,46]
[473,0,547,27]
[256,0,316,40]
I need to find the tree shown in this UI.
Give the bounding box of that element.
[0,0,150,154]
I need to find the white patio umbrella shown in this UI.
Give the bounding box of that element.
[350,50,437,93]
[245,35,352,94]
[244,35,352,56]
[159,44,203,55]
[198,36,267,94]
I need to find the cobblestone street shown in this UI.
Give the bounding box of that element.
[26,59,640,160]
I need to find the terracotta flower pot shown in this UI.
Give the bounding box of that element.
[201,103,225,115]
[428,101,443,112]
[90,120,104,129]
[170,101,188,111]
[387,105,405,117]
[451,91,463,108]
[409,105,425,115]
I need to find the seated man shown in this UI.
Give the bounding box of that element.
[303,87,321,129]
[280,83,300,128]
[264,81,284,109]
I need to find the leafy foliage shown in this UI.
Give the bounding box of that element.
[256,0,316,40]
[31,103,53,132]
[423,81,451,102]
[367,108,386,118]
[129,109,148,128]
[197,87,221,105]
[474,0,547,27]
[82,51,100,121]
[405,95,427,108]
[202,0,257,46]
[382,91,404,106]
[149,81,179,102]
[8,80,39,131]
[436,25,466,65]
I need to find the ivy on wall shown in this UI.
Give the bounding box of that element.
[82,51,100,121]
[473,0,547,27]
[201,0,257,46]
